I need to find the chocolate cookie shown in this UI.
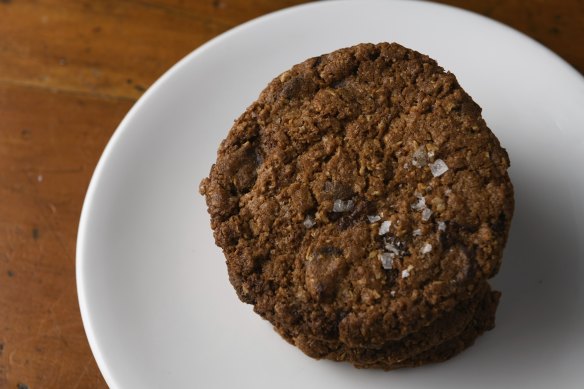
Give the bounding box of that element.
[200,42,514,369]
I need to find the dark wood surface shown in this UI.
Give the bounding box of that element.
[0,0,581,387]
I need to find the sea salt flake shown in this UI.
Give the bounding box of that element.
[333,199,354,213]
[437,221,446,231]
[378,220,391,235]
[429,159,449,177]
[421,208,433,221]
[390,291,396,297]
[385,242,400,255]
[411,195,426,211]
[303,215,316,229]
[420,243,433,255]
[412,145,428,168]
[367,215,381,223]
[379,252,394,270]
[401,268,411,278]
[412,229,422,237]
[444,188,452,195]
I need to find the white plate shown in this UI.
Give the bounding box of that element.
[77,0,584,388]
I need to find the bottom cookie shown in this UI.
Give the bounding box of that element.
[273,285,500,370]
[355,288,500,370]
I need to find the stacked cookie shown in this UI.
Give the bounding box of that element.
[200,43,514,369]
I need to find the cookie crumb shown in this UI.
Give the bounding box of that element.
[429,159,449,177]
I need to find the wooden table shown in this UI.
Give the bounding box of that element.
[0,0,581,387]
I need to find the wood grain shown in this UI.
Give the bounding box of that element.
[0,0,581,387]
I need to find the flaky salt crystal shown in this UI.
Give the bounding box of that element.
[303,215,316,228]
[333,199,354,212]
[412,145,428,168]
[420,243,432,255]
[367,215,381,223]
[412,229,422,237]
[390,291,396,297]
[385,242,400,255]
[401,268,411,278]
[429,159,449,177]
[422,208,432,221]
[379,252,394,270]
[438,221,446,231]
[411,195,426,211]
[378,220,391,235]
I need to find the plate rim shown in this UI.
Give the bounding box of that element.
[75,0,584,387]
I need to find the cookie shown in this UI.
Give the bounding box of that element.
[277,280,493,365]
[200,42,514,369]
[384,287,501,370]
